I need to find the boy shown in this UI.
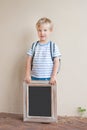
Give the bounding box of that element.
[24,17,61,85]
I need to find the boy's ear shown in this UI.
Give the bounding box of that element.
[50,27,53,32]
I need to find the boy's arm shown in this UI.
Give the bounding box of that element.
[49,57,59,85]
[24,55,32,83]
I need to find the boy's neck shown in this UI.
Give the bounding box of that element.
[39,40,50,44]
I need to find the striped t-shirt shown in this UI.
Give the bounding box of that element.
[27,41,61,78]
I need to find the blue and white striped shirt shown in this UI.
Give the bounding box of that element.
[27,41,61,78]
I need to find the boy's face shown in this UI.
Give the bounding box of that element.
[37,23,52,43]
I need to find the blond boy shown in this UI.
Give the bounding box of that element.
[24,17,61,85]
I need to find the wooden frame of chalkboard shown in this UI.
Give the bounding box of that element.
[23,81,57,123]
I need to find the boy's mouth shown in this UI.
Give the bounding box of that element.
[40,36,45,38]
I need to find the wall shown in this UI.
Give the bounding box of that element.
[0,0,87,116]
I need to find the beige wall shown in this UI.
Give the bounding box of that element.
[0,0,87,116]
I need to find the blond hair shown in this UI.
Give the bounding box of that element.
[36,17,53,30]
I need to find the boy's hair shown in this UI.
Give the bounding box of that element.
[36,17,53,30]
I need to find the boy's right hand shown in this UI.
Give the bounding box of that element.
[24,76,31,84]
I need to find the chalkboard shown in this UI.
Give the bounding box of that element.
[29,86,51,117]
[23,81,57,123]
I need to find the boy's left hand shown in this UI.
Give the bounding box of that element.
[49,76,57,85]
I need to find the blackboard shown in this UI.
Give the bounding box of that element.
[23,81,57,123]
[29,86,51,117]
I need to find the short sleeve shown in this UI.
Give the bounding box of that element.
[26,43,35,56]
[53,44,61,58]
[27,48,33,56]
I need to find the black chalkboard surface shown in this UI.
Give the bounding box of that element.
[29,86,51,117]
[23,81,57,123]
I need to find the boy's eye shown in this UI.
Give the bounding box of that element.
[37,29,47,32]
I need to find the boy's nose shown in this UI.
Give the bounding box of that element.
[41,31,44,35]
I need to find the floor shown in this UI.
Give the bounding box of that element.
[0,113,87,130]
